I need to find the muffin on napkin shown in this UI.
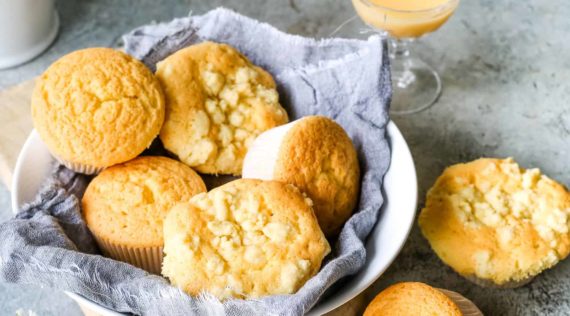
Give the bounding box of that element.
[162,179,330,299]
[31,48,165,174]
[242,116,360,237]
[82,156,206,273]
[156,41,288,175]
[420,158,570,287]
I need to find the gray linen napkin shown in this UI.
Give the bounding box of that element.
[0,8,391,316]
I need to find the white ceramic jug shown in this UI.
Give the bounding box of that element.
[0,0,59,69]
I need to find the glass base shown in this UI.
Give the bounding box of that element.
[390,56,441,115]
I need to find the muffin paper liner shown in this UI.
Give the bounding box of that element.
[438,288,484,316]
[94,236,163,275]
[53,155,105,175]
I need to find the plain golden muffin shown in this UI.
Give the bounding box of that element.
[363,282,463,316]
[82,156,206,273]
[162,179,330,299]
[156,41,288,175]
[419,158,570,287]
[242,116,360,237]
[31,48,165,173]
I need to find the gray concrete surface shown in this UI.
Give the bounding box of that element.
[1,0,569,315]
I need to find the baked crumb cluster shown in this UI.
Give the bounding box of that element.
[162,180,330,299]
[157,42,288,175]
[451,160,568,278]
[451,159,568,248]
[187,64,286,173]
[420,158,570,284]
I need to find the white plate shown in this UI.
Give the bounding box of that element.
[11,121,417,315]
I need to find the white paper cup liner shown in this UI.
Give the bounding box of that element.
[53,155,105,175]
[93,236,163,275]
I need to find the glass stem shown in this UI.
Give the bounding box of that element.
[389,38,412,60]
[389,38,416,89]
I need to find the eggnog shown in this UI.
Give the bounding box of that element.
[352,0,458,38]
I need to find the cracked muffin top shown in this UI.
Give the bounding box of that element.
[31,48,165,168]
[82,156,206,247]
[162,178,330,299]
[156,41,288,176]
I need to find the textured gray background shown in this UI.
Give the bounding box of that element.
[1,0,569,315]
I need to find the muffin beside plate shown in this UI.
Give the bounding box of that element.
[420,158,570,287]
[162,178,330,299]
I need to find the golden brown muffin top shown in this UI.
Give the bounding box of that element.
[419,158,570,285]
[82,156,206,247]
[156,41,288,175]
[162,179,330,299]
[274,116,360,236]
[32,48,165,167]
[364,282,463,316]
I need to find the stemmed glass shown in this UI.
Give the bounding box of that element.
[352,0,460,115]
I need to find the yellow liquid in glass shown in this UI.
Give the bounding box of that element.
[352,0,458,38]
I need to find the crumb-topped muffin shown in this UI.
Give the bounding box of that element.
[242,116,360,236]
[32,48,165,174]
[419,158,570,287]
[162,179,330,299]
[156,41,288,175]
[364,282,464,316]
[82,156,206,273]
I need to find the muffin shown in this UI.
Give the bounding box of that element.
[31,48,165,174]
[162,179,330,299]
[242,116,360,237]
[82,156,206,273]
[364,282,481,316]
[156,41,288,176]
[419,158,570,287]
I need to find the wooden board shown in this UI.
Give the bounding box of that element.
[0,79,35,189]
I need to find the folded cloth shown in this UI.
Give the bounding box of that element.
[0,7,391,316]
